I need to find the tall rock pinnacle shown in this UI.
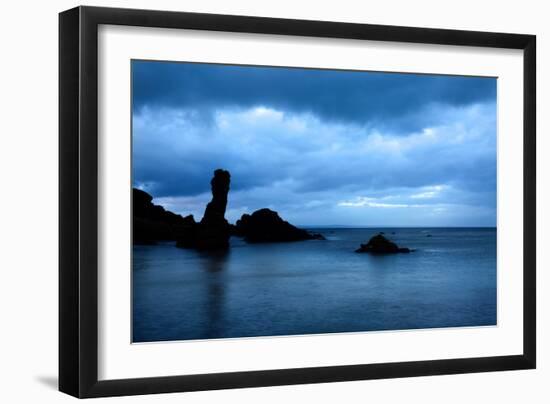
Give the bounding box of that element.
[191,169,232,250]
[201,169,230,226]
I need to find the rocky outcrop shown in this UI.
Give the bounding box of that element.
[176,169,232,250]
[197,169,232,249]
[133,188,196,244]
[201,169,230,225]
[235,208,325,243]
[135,169,324,249]
[355,234,411,254]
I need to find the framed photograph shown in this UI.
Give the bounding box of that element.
[59,6,536,398]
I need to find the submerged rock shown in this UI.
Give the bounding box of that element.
[355,234,411,254]
[133,188,196,244]
[235,208,325,243]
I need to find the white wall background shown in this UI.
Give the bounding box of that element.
[0,0,546,402]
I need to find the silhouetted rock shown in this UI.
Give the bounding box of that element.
[136,169,324,249]
[176,169,232,250]
[235,208,325,243]
[426,234,432,237]
[133,188,196,244]
[201,169,230,227]
[174,224,199,249]
[355,234,411,254]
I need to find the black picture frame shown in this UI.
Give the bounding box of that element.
[59,5,536,398]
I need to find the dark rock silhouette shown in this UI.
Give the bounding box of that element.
[133,188,196,244]
[355,234,411,254]
[235,208,325,243]
[177,169,232,250]
[135,169,323,249]
[426,234,433,237]
[197,169,232,249]
[201,169,231,227]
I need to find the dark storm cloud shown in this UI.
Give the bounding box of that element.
[132,61,497,226]
[132,60,496,133]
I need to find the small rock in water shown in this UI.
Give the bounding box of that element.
[355,234,411,254]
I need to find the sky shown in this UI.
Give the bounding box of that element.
[132,60,497,227]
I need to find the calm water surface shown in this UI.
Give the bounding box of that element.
[132,228,496,342]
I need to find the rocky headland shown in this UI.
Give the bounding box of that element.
[133,188,196,244]
[133,169,324,250]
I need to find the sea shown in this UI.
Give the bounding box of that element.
[132,227,497,343]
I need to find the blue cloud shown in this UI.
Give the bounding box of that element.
[132,61,497,227]
[132,60,496,133]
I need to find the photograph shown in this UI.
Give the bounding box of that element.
[131,60,497,343]
[53,3,538,399]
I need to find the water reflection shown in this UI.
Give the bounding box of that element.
[197,249,230,338]
[132,228,497,342]
[197,249,231,272]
